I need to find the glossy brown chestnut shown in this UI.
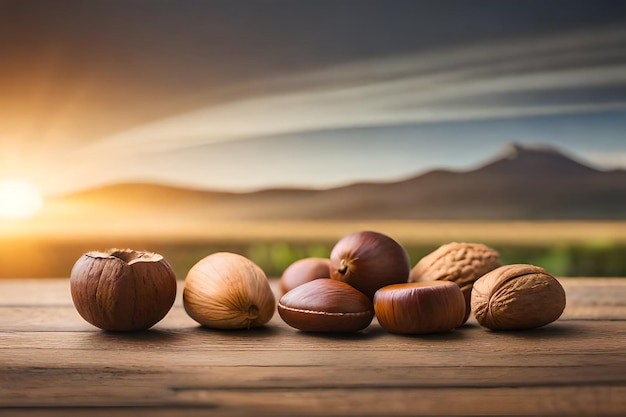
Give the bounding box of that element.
[70,249,177,331]
[374,281,466,334]
[278,278,374,333]
[279,257,331,295]
[329,230,410,300]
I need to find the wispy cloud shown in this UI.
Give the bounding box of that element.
[27,25,626,195]
[78,25,626,159]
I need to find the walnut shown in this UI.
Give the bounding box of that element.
[409,242,501,323]
[471,264,566,330]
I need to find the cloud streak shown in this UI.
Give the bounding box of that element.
[26,24,626,195]
[78,25,626,159]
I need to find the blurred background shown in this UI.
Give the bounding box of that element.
[1,0,625,278]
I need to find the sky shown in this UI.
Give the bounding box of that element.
[1,0,626,196]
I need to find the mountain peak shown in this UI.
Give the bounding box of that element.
[476,143,598,176]
[46,142,626,221]
[501,142,560,159]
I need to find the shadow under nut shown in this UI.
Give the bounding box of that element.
[278,279,374,332]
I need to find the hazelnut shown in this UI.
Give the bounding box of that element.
[409,242,501,323]
[279,257,331,295]
[374,281,466,334]
[330,230,410,300]
[471,264,566,330]
[70,249,177,331]
[183,252,275,330]
[278,279,374,333]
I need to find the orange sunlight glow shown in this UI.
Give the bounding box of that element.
[0,178,44,219]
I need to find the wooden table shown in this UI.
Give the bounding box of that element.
[1,278,625,416]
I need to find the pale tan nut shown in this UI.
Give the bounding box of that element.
[409,242,501,323]
[471,264,566,331]
[183,252,275,330]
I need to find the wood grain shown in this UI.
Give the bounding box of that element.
[1,278,625,416]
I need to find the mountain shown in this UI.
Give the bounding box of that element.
[318,143,626,219]
[47,143,626,221]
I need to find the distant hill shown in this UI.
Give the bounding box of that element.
[50,143,626,220]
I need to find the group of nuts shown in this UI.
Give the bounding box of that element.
[70,250,276,331]
[278,231,566,333]
[69,230,566,334]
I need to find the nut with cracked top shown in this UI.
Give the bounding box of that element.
[471,264,566,331]
[409,242,501,323]
[70,248,177,331]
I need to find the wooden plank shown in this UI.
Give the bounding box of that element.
[2,363,623,392]
[0,279,73,306]
[0,278,625,323]
[0,299,625,334]
[172,386,626,416]
[1,278,625,416]
[1,277,625,332]
[2,338,626,414]
[1,320,625,354]
[2,278,626,307]
[2,301,624,334]
[1,342,624,369]
[1,386,624,416]
[1,321,624,394]
[0,315,626,353]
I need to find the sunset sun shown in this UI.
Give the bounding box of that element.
[0,178,44,219]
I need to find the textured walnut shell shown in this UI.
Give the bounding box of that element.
[278,279,374,333]
[279,257,331,295]
[374,281,466,334]
[471,264,566,330]
[409,242,501,323]
[70,249,177,331]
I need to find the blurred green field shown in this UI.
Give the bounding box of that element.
[243,240,626,279]
[160,239,626,278]
[1,220,625,278]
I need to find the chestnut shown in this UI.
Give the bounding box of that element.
[330,230,410,299]
[374,281,466,334]
[277,279,374,333]
[409,242,501,324]
[70,249,177,331]
[279,257,331,295]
